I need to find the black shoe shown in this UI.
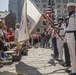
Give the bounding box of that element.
[65,69,71,73]
[51,54,54,57]
[58,60,65,66]
[56,59,63,62]
[69,73,76,75]
[51,54,55,58]
[65,64,71,67]
[61,63,67,67]
[51,54,58,59]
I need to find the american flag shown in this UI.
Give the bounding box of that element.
[46,0,51,19]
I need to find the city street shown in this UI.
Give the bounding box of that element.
[0,0,76,75]
[0,47,68,75]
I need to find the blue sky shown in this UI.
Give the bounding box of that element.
[0,0,8,11]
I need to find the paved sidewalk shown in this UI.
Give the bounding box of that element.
[0,47,69,75]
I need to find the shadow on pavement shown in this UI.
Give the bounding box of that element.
[47,59,66,75]
[44,69,66,75]
[0,71,17,75]
[48,59,57,66]
[16,61,43,75]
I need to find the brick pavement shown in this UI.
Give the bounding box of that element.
[0,47,69,75]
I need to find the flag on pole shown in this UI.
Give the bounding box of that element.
[46,0,51,19]
[18,0,29,44]
[18,0,42,44]
[45,0,53,31]
[46,0,53,24]
[27,0,42,34]
[46,5,51,19]
[42,0,52,25]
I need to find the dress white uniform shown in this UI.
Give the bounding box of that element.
[57,23,66,60]
[66,13,76,73]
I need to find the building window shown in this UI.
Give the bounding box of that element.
[42,0,47,3]
[57,4,61,8]
[43,21,46,25]
[36,28,40,32]
[34,0,40,2]
[57,10,61,14]
[62,0,68,3]
[43,4,47,8]
[69,0,74,2]
[56,0,61,3]
[64,5,67,8]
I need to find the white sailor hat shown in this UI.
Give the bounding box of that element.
[58,17,64,20]
[16,23,20,26]
[54,23,58,26]
[67,3,76,7]
[54,23,58,25]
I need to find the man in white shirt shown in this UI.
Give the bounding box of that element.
[57,17,66,62]
[15,23,20,55]
[65,3,76,75]
[15,23,20,41]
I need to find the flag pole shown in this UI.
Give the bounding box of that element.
[18,0,30,44]
[48,0,51,5]
[26,0,30,40]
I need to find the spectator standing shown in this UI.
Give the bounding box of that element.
[8,28,14,42]
[15,23,20,55]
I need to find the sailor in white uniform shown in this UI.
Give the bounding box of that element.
[57,17,66,62]
[65,3,76,75]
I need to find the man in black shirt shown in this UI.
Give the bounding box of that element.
[40,32,45,48]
